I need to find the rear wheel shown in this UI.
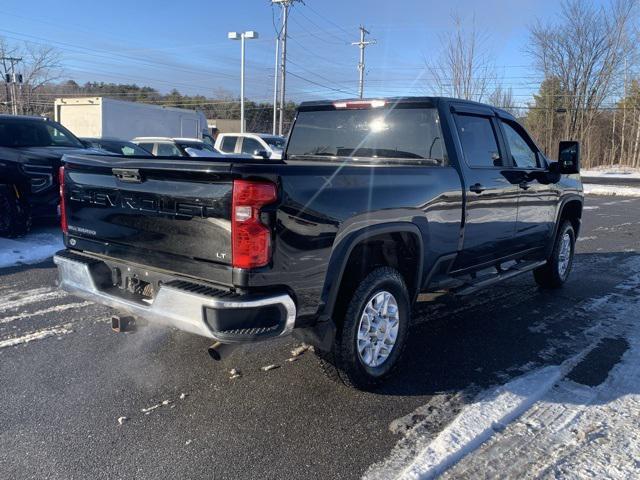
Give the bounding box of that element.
[534,221,575,289]
[0,185,31,238]
[316,267,410,390]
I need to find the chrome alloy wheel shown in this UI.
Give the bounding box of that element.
[357,291,400,368]
[558,232,572,279]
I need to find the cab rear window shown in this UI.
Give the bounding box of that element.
[287,107,447,165]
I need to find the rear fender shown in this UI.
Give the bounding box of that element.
[318,221,425,322]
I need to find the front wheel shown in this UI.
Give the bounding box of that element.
[534,221,576,289]
[316,267,410,390]
[0,185,31,238]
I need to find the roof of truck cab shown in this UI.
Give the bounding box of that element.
[297,96,516,120]
[219,133,284,138]
[0,114,51,121]
[131,137,205,143]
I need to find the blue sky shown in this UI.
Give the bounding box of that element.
[0,0,600,104]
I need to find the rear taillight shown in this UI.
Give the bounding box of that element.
[231,179,277,269]
[59,166,68,234]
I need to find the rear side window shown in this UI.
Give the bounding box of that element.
[220,136,237,153]
[454,115,501,168]
[501,121,540,169]
[241,138,263,154]
[156,143,182,157]
[121,146,137,156]
[137,143,154,154]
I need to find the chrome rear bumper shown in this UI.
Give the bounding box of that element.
[54,251,296,343]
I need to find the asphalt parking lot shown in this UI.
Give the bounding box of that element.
[1,195,639,480]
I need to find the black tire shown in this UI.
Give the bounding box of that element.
[534,221,576,289]
[316,267,410,390]
[0,185,31,238]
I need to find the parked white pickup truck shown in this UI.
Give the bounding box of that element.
[132,137,224,158]
[214,133,286,159]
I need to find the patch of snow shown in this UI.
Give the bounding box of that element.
[368,256,640,480]
[0,287,66,312]
[290,343,312,357]
[391,359,589,480]
[583,184,640,197]
[0,301,92,324]
[581,167,640,179]
[0,227,63,269]
[141,399,172,414]
[444,268,640,479]
[117,416,128,425]
[0,324,73,349]
[179,393,188,400]
[577,236,597,242]
[261,364,280,372]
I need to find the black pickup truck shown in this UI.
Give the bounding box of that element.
[54,97,583,389]
[0,115,91,236]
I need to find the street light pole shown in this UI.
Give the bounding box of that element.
[228,31,258,134]
[240,34,245,133]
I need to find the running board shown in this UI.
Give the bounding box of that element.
[453,260,547,296]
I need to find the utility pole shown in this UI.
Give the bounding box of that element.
[272,0,300,136]
[352,26,375,99]
[272,36,279,135]
[1,56,22,115]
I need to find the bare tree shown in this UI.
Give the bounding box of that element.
[528,0,638,167]
[488,85,518,116]
[427,14,494,102]
[0,36,62,115]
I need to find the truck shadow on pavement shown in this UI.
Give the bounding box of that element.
[374,251,638,398]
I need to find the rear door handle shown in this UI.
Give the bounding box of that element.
[519,181,531,190]
[469,183,486,194]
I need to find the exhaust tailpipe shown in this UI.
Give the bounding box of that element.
[207,341,237,361]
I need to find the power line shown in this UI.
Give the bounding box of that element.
[0,28,271,82]
[303,2,355,39]
[293,8,351,44]
[287,70,356,96]
[287,59,357,91]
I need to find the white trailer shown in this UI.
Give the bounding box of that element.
[54,97,214,144]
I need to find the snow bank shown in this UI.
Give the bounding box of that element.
[393,353,595,480]
[443,263,640,478]
[368,256,640,480]
[583,184,640,197]
[582,167,640,179]
[0,227,63,269]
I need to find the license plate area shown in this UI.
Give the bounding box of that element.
[110,265,158,304]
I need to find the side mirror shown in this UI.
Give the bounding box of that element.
[253,149,271,159]
[558,141,580,174]
[545,161,562,184]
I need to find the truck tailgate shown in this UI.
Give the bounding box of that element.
[62,154,234,274]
